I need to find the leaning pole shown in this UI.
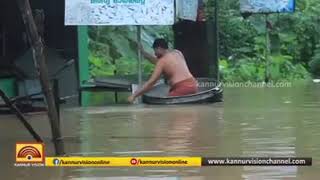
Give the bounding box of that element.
[16,0,64,155]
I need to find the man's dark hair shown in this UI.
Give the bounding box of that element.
[152,38,168,49]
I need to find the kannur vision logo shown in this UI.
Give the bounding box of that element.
[16,143,44,163]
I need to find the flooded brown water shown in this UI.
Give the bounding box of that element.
[1,82,320,179]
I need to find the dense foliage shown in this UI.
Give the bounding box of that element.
[88,0,320,82]
[215,0,320,81]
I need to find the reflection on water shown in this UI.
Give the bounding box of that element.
[1,82,320,179]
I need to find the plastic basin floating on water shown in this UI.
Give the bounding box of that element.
[143,78,223,105]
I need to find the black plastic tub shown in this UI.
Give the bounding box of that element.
[143,78,223,105]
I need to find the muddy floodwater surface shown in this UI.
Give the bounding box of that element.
[1,82,319,179]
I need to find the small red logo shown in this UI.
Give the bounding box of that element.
[130,158,139,165]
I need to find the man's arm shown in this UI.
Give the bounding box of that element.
[131,61,163,99]
[138,43,157,64]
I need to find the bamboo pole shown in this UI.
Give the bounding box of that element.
[16,0,64,155]
[0,90,43,142]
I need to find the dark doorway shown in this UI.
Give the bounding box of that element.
[173,20,212,78]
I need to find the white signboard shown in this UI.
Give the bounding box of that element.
[240,0,295,13]
[176,0,199,21]
[65,0,174,25]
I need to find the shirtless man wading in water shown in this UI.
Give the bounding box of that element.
[128,38,198,103]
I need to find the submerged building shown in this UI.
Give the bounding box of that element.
[0,0,219,107]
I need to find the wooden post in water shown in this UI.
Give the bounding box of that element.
[213,0,219,81]
[0,90,43,142]
[137,26,142,86]
[135,26,142,104]
[16,0,64,155]
[265,14,270,83]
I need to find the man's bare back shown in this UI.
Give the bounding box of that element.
[128,39,198,103]
[159,50,194,86]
